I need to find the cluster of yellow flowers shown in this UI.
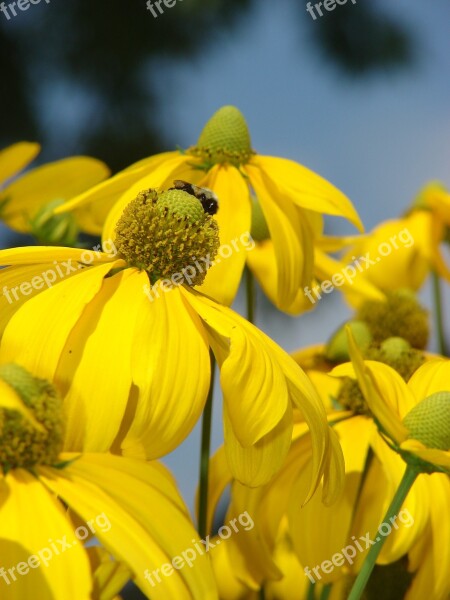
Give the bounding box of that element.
[0,106,448,600]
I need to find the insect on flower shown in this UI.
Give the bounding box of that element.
[170,180,219,215]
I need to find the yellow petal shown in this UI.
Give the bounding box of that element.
[0,142,40,185]
[0,245,116,265]
[60,269,148,452]
[246,164,307,307]
[0,157,110,232]
[246,240,315,315]
[224,401,293,487]
[0,469,91,600]
[400,440,450,471]
[181,288,288,447]
[0,261,123,386]
[255,155,363,231]
[405,474,450,600]
[40,454,218,600]
[195,164,252,306]
[121,284,211,459]
[407,358,450,401]
[102,153,194,242]
[342,328,410,443]
[203,446,233,534]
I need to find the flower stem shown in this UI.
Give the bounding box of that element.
[432,270,448,356]
[347,465,419,600]
[320,584,332,600]
[197,352,216,539]
[246,267,255,324]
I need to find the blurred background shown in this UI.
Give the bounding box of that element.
[1,0,449,577]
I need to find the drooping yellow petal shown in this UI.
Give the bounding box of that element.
[102,153,195,242]
[40,454,218,600]
[0,469,91,600]
[337,329,410,443]
[255,155,363,231]
[223,401,293,487]
[0,157,110,232]
[0,142,40,186]
[246,240,315,315]
[60,269,148,452]
[246,164,306,308]
[196,164,252,306]
[86,547,130,600]
[181,288,288,447]
[121,284,211,459]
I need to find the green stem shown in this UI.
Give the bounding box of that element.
[246,267,255,324]
[432,271,448,356]
[347,465,419,600]
[259,586,266,600]
[197,352,216,539]
[319,584,332,600]
[306,581,316,600]
[351,447,374,523]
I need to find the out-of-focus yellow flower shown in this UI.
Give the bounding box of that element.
[0,363,217,600]
[340,182,450,307]
[0,186,342,491]
[0,142,110,245]
[56,106,371,313]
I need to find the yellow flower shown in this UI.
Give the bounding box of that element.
[0,363,217,600]
[0,142,110,245]
[340,182,450,306]
[334,329,450,474]
[0,187,341,491]
[57,105,366,313]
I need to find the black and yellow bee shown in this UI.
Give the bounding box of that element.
[170,180,219,216]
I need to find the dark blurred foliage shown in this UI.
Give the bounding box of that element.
[303,0,412,74]
[0,0,411,172]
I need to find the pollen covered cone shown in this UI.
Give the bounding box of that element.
[56,105,369,313]
[0,364,217,600]
[0,142,110,245]
[0,187,341,492]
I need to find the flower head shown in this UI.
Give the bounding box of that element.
[0,185,341,492]
[0,364,217,600]
[55,106,374,313]
[0,142,110,245]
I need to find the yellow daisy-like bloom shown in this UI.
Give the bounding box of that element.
[56,105,369,313]
[340,182,450,307]
[0,142,110,245]
[0,363,217,600]
[0,186,341,491]
[205,336,449,599]
[334,329,450,475]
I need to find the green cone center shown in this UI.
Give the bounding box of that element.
[115,188,220,286]
[403,391,450,450]
[188,106,254,167]
[0,364,64,471]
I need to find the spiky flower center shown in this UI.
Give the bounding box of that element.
[356,289,429,350]
[0,364,64,472]
[29,198,79,246]
[336,336,425,415]
[188,106,254,168]
[115,188,220,286]
[403,392,450,451]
